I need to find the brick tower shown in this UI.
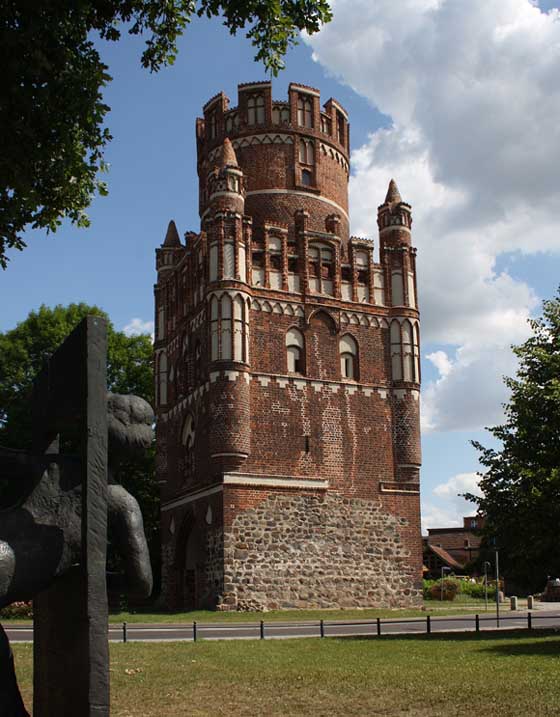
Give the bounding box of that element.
[154,81,422,611]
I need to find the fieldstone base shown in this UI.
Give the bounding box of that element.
[219,493,421,611]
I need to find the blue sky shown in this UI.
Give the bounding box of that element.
[2,0,560,529]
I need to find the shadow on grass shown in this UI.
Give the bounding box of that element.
[335,628,560,649]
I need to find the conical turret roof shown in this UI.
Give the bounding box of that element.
[218,137,239,168]
[163,220,181,247]
[384,178,402,205]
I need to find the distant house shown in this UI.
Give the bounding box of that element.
[423,516,484,578]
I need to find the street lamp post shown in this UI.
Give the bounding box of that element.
[483,561,491,611]
[440,566,452,601]
[495,550,500,627]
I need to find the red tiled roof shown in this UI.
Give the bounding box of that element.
[426,543,465,570]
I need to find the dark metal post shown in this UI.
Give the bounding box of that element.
[483,561,490,611]
[193,621,197,642]
[495,550,500,627]
[426,615,431,634]
[260,620,265,640]
[376,617,381,636]
[475,614,480,633]
[320,619,324,638]
[123,622,127,643]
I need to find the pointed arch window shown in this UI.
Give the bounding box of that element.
[220,294,232,360]
[340,334,358,379]
[297,96,313,128]
[374,271,385,305]
[391,271,404,306]
[308,243,334,296]
[390,321,402,381]
[208,111,217,139]
[157,350,168,405]
[182,413,196,475]
[402,321,414,382]
[210,296,219,360]
[272,104,290,125]
[337,110,345,146]
[233,295,246,362]
[355,251,370,303]
[390,320,420,382]
[413,323,420,382]
[247,94,265,125]
[225,112,239,134]
[209,293,249,363]
[286,327,305,374]
[299,139,314,165]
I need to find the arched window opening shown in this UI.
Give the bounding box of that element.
[247,94,265,125]
[355,251,369,303]
[297,96,313,128]
[223,239,235,279]
[299,139,314,165]
[209,242,218,282]
[157,305,165,340]
[272,104,290,125]
[413,323,420,382]
[268,235,283,290]
[308,243,334,296]
[208,111,217,139]
[210,296,219,361]
[225,112,239,134]
[390,321,402,381]
[182,414,196,476]
[233,295,246,362]
[220,295,232,360]
[374,271,385,305]
[286,328,305,374]
[392,271,404,306]
[321,115,331,135]
[407,272,416,308]
[340,335,358,380]
[228,174,240,193]
[157,350,168,405]
[402,321,414,382]
[336,110,345,146]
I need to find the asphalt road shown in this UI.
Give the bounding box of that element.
[6,610,560,643]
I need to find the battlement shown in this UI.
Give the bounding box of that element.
[197,81,350,162]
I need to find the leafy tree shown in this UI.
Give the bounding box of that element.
[0,303,160,594]
[467,292,560,592]
[0,0,332,267]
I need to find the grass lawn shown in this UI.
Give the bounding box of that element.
[106,602,487,624]
[13,630,560,716]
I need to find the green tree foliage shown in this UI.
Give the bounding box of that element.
[0,0,332,267]
[467,293,560,592]
[0,304,160,592]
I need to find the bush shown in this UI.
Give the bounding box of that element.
[0,601,33,619]
[424,578,459,601]
[459,580,494,599]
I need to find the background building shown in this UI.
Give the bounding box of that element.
[423,516,484,578]
[154,81,422,611]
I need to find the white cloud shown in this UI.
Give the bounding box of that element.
[123,318,154,339]
[422,472,481,530]
[306,0,559,432]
